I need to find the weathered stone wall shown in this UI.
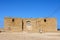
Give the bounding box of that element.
[4,17,57,33]
[23,18,57,33]
[4,17,22,32]
[23,18,37,32]
[37,18,57,33]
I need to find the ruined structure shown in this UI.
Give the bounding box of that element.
[4,17,57,33]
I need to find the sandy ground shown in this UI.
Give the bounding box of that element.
[0,32,60,40]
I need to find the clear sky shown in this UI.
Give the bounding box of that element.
[0,0,60,29]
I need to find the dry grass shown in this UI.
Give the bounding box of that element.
[0,32,60,40]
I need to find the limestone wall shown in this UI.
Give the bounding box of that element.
[23,18,57,33]
[23,18,37,32]
[37,18,57,32]
[4,17,22,32]
[4,17,57,33]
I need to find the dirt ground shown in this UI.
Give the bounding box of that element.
[0,32,60,40]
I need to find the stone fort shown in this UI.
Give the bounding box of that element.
[4,17,57,33]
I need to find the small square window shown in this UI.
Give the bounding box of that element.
[12,18,14,22]
[44,19,46,22]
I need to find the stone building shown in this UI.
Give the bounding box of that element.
[4,17,57,33]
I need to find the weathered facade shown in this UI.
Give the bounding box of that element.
[4,17,57,33]
[4,18,22,32]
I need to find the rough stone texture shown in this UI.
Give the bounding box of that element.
[23,18,37,32]
[4,17,57,33]
[37,18,57,32]
[4,17,22,32]
[23,18,57,33]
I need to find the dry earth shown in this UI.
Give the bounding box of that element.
[0,32,60,40]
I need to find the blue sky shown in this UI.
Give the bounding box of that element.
[0,0,60,29]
